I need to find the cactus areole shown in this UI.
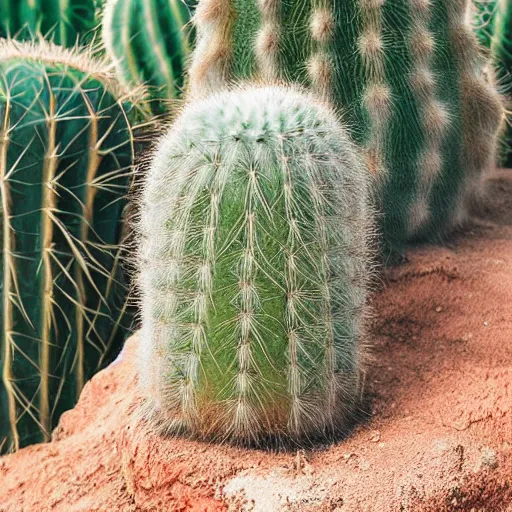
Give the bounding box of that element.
[0,40,136,454]
[138,86,374,445]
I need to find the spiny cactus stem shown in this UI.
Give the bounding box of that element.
[114,3,143,87]
[189,0,233,97]
[256,0,281,81]
[74,106,101,395]
[40,98,59,440]
[0,91,18,451]
[407,0,450,235]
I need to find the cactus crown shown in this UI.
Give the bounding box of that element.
[137,85,374,445]
[0,38,111,84]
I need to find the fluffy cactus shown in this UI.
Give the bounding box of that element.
[0,40,138,453]
[102,0,193,114]
[0,0,96,46]
[138,86,374,444]
[190,0,503,255]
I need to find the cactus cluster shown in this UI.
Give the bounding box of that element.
[102,0,193,114]
[0,0,506,451]
[138,86,374,444]
[0,1,97,46]
[190,0,503,254]
[0,40,137,453]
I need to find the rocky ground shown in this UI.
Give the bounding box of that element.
[1,171,512,512]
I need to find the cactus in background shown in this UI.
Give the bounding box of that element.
[0,40,138,454]
[0,1,97,47]
[490,0,512,166]
[190,0,503,256]
[138,86,374,444]
[102,0,193,115]
[491,0,512,81]
[474,0,498,49]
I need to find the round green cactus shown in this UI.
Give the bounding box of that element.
[0,40,139,454]
[138,85,374,444]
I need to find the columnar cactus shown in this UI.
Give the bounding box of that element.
[102,0,193,114]
[490,0,512,166]
[138,86,374,444]
[189,0,503,255]
[0,40,138,454]
[0,0,96,46]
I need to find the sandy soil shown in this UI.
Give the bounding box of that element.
[1,171,512,512]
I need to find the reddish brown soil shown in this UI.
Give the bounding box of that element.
[1,172,512,512]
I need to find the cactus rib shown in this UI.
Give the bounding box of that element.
[102,0,193,114]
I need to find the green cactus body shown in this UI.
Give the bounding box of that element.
[138,86,373,444]
[0,40,137,454]
[0,0,96,46]
[491,0,512,166]
[189,0,503,256]
[474,0,498,49]
[102,0,193,114]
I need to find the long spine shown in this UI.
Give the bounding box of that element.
[0,89,18,451]
[39,92,58,440]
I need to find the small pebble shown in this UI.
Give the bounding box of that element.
[369,430,381,443]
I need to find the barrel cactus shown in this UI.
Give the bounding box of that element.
[189,0,503,256]
[0,40,138,454]
[0,0,97,46]
[137,85,374,444]
[102,0,194,115]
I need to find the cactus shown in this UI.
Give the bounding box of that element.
[189,0,503,256]
[0,1,97,47]
[138,86,374,444]
[490,0,512,166]
[0,40,138,454]
[474,0,498,49]
[102,0,194,115]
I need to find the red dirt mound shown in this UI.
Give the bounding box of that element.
[1,171,512,511]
